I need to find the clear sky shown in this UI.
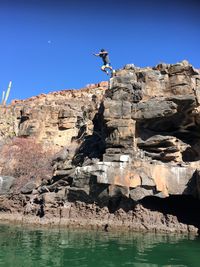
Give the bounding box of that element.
[0,0,199,102]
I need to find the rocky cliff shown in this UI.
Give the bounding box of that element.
[0,60,200,233]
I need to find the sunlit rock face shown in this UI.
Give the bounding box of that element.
[0,82,108,149]
[0,61,200,232]
[51,60,200,203]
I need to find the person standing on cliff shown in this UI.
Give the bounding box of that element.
[93,49,115,76]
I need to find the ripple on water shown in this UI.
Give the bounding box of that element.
[0,224,199,267]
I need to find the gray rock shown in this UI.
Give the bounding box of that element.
[0,176,15,195]
[52,148,69,162]
[132,100,177,120]
[130,187,154,201]
[123,64,135,70]
[21,181,36,194]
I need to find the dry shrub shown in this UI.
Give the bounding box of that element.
[0,137,53,192]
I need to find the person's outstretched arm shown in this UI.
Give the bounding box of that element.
[99,51,108,55]
[93,52,100,56]
[93,51,108,56]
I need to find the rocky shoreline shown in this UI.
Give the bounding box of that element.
[0,198,199,234]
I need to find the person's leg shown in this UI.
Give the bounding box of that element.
[101,65,109,75]
[106,64,113,71]
[101,65,106,72]
[105,64,115,76]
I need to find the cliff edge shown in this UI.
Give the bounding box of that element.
[0,60,200,233]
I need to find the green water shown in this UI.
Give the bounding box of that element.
[0,224,199,267]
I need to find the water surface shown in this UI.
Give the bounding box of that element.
[0,223,199,267]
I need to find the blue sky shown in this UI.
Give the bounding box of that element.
[0,0,199,102]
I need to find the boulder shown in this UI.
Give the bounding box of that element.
[0,176,15,195]
[21,181,36,194]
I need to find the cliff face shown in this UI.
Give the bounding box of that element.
[1,60,200,233]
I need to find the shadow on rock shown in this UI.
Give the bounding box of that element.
[140,194,200,232]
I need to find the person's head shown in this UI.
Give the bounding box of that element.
[101,49,105,52]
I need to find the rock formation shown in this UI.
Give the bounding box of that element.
[0,60,200,233]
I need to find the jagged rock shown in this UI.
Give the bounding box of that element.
[153,63,170,74]
[108,75,142,102]
[137,135,188,162]
[168,61,199,75]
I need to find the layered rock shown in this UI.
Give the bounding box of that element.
[0,60,200,233]
[63,60,200,202]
